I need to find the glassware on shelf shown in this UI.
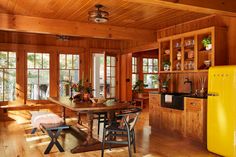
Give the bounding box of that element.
[176,62,181,70]
[177,51,181,60]
[188,61,194,70]
[184,62,188,70]
[184,39,194,47]
[175,42,181,48]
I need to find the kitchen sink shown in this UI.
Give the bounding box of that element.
[161,93,189,110]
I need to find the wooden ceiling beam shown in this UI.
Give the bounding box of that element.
[124,0,236,17]
[123,42,159,54]
[0,13,157,42]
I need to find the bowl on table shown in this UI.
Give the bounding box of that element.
[90,97,107,104]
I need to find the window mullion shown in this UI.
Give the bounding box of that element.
[2,69,5,101]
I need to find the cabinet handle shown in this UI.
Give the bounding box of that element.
[190,102,196,106]
[207,93,219,96]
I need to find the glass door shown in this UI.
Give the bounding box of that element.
[93,53,105,97]
[105,54,116,99]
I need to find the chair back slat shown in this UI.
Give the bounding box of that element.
[118,108,141,131]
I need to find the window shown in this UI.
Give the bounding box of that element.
[132,57,138,87]
[106,56,116,98]
[27,53,50,100]
[0,51,16,101]
[59,54,80,96]
[143,58,159,89]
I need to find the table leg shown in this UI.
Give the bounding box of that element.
[61,106,66,124]
[71,111,99,153]
[84,111,97,144]
[77,112,82,125]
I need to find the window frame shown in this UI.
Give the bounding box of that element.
[0,51,16,102]
[27,52,50,101]
[59,53,80,97]
[132,57,139,87]
[142,57,159,89]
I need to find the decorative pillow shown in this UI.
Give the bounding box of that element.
[31,111,63,129]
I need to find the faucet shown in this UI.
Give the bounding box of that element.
[184,78,193,94]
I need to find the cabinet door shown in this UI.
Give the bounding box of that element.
[149,94,160,106]
[150,107,161,130]
[149,94,161,129]
[186,110,202,141]
[160,108,184,135]
[185,98,206,143]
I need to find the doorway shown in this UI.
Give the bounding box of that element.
[93,53,116,99]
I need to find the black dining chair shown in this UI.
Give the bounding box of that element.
[101,107,142,157]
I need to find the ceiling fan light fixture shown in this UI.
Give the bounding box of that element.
[88,4,109,23]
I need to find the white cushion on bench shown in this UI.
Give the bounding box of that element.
[31,111,63,129]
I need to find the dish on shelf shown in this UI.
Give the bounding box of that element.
[204,60,211,67]
[184,39,194,47]
[164,49,170,55]
[187,50,194,59]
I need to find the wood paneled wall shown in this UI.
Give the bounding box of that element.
[166,72,208,94]
[0,31,150,50]
[157,15,236,65]
[155,15,236,94]
[120,53,132,101]
[219,16,236,65]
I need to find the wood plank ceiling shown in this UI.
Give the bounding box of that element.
[0,0,209,30]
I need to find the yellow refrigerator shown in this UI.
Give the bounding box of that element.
[208,66,236,157]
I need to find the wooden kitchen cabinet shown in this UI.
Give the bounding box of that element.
[160,108,185,135]
[149,93,161,129]
[184,97,207,144]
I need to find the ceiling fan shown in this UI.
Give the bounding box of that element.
[88,4,109,23]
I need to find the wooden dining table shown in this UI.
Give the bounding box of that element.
[48,96,133,153]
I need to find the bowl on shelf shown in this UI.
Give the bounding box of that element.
[204,60,211,67]
[164,49,170,55]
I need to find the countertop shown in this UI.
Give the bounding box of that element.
[149,91,207,99]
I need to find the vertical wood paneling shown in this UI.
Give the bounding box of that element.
[16,49,25,104]
[126,53,132,101]
[120,54,128,101]
[49,50,58,97]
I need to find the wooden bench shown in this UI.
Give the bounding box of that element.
[40,123,69,154]
[31,111,69,154]
[133,96,149,109]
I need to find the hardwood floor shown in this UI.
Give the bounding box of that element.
[0,107,218,157]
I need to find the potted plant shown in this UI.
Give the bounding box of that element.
[163,61,171,71]
[71,80,84,100]
[202,36,212,50]
[83,82,94,101]
[161,74,171,93]
[133,80,148,98]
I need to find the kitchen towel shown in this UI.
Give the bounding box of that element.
[165,94,173,103]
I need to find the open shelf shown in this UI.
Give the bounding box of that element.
[158,27,227,73]
[197,32,212,70]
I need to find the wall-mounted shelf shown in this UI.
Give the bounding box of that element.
[158,27,227,73]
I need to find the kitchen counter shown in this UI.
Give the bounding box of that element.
[149,91,207,99]
[149,93,207,144]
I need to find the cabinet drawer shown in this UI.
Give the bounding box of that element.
[149,94,160,106]
[186,98,202,111]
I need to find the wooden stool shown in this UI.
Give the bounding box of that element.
[40,123,69,154]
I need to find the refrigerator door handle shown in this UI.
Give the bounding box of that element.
[207,93,219,96]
